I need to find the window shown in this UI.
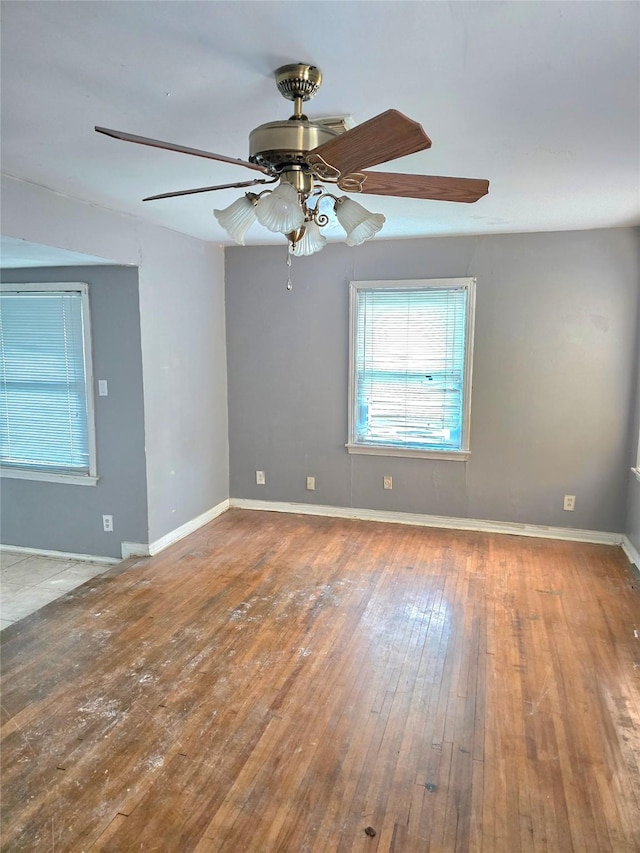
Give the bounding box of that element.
[0,282,97,485]
[348,278,476,460]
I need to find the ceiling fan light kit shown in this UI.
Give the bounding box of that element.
[334,197,386,247]
[212,194,259,246]
[290,219,327,257]
[96,62,489,257]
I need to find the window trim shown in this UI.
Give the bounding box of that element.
[632,430,640,483]
[0,281,98,486]
[631,367,640,483]
[347,277,476,461]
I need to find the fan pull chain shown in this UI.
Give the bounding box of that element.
[286,251,293,291]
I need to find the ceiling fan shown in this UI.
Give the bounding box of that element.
[95,63,489,256]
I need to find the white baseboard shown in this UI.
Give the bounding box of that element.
[0,544,120,565]
[121,498,230,559]
[120,542,151,559]
[5,501,628,569]
[229,499,623,546]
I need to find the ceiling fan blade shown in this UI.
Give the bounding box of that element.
[341,171,490,202]
[95,126,269,174]
[143,177,277,202]
[307,110,431,176]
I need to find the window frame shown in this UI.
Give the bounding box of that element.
[632,426,640,483]
[0,281,98,486]
[347,277,476,461]
[631,354,640,483]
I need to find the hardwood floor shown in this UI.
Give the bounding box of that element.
[1,509,639,851]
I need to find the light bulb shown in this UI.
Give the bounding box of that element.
[255,182,305,234]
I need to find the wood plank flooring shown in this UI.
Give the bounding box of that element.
[1,509,639,851]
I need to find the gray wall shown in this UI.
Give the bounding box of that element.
[226,227,640,533]
[0,265,148,558]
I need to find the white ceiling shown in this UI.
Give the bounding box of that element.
[1,1,639,254]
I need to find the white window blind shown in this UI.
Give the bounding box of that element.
[349,279,475,458]
[0,285,95,476]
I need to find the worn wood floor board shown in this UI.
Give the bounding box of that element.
[276,533,417,852]
[377,569,453,851]
[2,510,639,852]
[354,557,441,850]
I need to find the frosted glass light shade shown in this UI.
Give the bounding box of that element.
[255,182,305,234]
[291,220,327,256]
[335,197,385,246]
[213,195,257,245]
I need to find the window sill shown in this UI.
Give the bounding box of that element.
[0,467,98,486]
[631,467,640,484]
[346,443,470,461]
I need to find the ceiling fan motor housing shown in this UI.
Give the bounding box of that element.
[249,120,338,172]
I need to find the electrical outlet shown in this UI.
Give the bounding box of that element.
[563,495,576,511]
[306,476,316,490]
[98,379,108,396]
[102,514,114,532]
[383,475,393,490]
[256,470,265,485]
